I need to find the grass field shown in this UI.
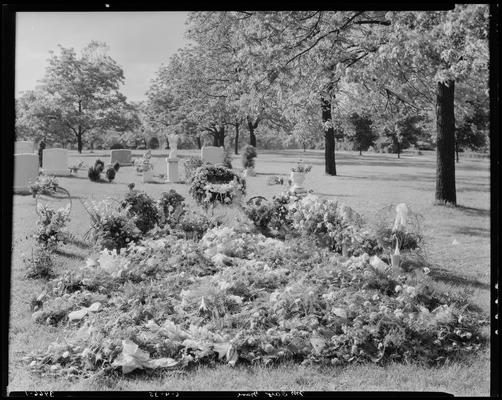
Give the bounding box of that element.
[8,149,491,395]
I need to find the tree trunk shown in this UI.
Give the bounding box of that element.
[77,126,83,153]
[234,124,239,155]
[321,97,337,176]
[397,140,400,159]
[196,135,202,149]
[359,148,362,156]
[248,121,257,147]
[455,140,459,163]
[218,126,225,147]
[435,80,456,205]
[213,133,219,146]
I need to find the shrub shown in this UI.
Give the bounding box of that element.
[24,246,54,279]
[82,199,141,251]
[34,204,71,251]
[88,166,101,182]
[158,190,186,227]
[148,137,160,149]
[106,167,116,182]
[110,142,125,150]
[241,145,257,169]
[189,165,246,207]
[122,190,159,234]
[113,162,120,172]
[182,157,203,182]
[95,159,105,172]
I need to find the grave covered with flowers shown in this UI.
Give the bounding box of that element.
[23,188,488,379]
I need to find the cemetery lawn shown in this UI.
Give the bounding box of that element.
[8,149,490,395]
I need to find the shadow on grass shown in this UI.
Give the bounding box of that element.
[67,237,91,250]
[54,248,86,261]
[314,192,353,198]
[455,205,490,218]
[454,226,490,238]
[429,267,490,291]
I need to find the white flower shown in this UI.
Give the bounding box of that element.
[423,267,431,275]
[395,285,402,293]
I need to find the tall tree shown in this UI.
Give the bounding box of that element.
[40,41,130,153]
[353,5,489,204]
[348,112,376,155]
[218,11,390,175]
[15,89,69,144]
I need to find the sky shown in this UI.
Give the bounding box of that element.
[15,12,190,102]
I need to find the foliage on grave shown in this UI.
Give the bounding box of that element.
[158,190,186,227]
[189,165,246,207]
[82,199,141,251]
[121,190,160,234]
[245,193,295,237]
[34,203,71,251]
[25,222,487,378]
[288,194,380,256]
[23,246,55,279]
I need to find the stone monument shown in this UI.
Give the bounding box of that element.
[166,134,180,182]
[110,149,132,166]
[42,148,70,176]
[13,153,39,194]
[201,146,224,165]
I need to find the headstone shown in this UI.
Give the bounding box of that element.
[166,158,180,182]
[42,148,70,176]
[15,141,35,154]
[168,134,179,160]
[201,146,224,165]
[13,153,39,194]
[110,149,132,166]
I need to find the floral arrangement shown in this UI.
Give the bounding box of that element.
[136,151,153,173]
[121,190,160,234]
[245,193,295,237]
[82,198,141,251]
[69,161,84,175]
[291,160,312,174]
[34,204,71,251]
[189,165,246,207]
[30,176,59,198]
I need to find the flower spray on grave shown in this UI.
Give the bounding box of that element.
[290,160,312,196]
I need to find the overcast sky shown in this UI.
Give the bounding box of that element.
[15,12,190,102]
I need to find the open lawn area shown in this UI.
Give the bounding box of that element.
[8,149,490,395]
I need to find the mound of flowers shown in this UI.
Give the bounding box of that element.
[24,202,487,378]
